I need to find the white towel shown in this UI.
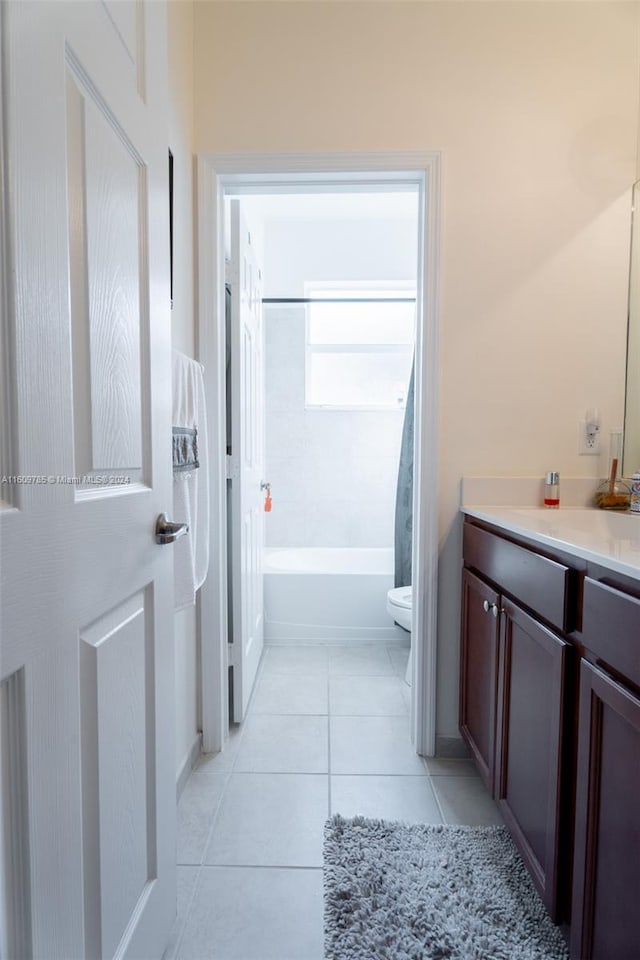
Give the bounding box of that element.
[172,349,209,610]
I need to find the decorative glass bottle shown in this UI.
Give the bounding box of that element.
[595,430,630,510]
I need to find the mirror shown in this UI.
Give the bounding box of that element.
[623,180,640,477]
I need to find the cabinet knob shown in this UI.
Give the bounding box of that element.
[482,599,501,618]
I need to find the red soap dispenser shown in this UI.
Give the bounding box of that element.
[544,471,560,509]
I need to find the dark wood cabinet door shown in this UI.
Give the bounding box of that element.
[495,600,569,921]
[571,660,640,960]
[459,569,500,792]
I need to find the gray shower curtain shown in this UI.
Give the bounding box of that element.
[394,360,414,588]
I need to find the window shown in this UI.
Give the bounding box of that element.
[305,284,415,410]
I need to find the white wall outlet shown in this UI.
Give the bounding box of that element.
[578,419,601,455]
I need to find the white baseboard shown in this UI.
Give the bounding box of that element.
[176,732,203,800]
[264,632,409,647]
[264,619,406,643]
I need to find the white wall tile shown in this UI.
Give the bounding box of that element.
[350,411,404,460]
[354,456,398,503]
[265,360,305,412]
[264,308,306,354]
[303,411,356,463]
[302,456,356,504]
[348,499,395,548]
[266,410,306,460]
[264,501,308,548]
[267,457,306,504]
[264,279,408,549]
[304,499,352,547]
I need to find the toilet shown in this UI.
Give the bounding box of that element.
[387,586,413,685]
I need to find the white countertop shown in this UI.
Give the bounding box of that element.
[462,506,640,582]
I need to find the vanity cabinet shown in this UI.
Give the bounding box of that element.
[460,521,575,921]
[570,579,640,960]
[460,516,640,954]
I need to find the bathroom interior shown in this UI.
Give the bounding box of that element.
[4,2,640,958]
[245,190,418,675]
[220,186,420,731]
[170,171,640,958]
[168,0,640,788]
[168,3,640,951]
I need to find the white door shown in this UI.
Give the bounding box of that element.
[0,3,175,958]
[228,200,265,721]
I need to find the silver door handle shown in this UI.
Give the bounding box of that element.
[155,513,189,545]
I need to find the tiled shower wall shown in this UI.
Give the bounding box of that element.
[264,306,404,548]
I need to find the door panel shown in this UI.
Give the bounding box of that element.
[80,592,154,959]
[229,200,265,721]
[67,66,146,484]
[495,600,568,921]
[0,3,175,957]
[459,569,500,791]
[571,661,640,960]
[83,94,144,473]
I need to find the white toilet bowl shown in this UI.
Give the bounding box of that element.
[387,586,412,685]
[387,586,412,631]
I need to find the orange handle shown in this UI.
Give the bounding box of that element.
[264,492,272,513]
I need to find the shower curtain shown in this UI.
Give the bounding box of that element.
[394,359,414,588]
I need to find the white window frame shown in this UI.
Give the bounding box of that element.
[304,280,415,412]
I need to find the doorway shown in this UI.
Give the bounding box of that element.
[197,152,441,759]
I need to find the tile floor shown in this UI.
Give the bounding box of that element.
[164,643,502,960]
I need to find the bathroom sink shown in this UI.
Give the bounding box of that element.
[463,505,640,581]
[498,507,640,572]
[510,508,640,542]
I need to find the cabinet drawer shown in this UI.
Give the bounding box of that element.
[463,523,572,632]
[582,578,640,688]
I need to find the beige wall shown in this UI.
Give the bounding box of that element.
[167,0,199,780]
[637,4,640,181]
[193,1,639,741]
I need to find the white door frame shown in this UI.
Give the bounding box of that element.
[196,151,441,757]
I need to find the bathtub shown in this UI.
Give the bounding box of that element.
[263,547,406,643]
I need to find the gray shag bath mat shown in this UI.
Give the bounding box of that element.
[324,816,569,960]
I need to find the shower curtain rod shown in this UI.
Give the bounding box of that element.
[262,297,416,304]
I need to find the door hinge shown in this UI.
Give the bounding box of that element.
[226,455,239,481]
